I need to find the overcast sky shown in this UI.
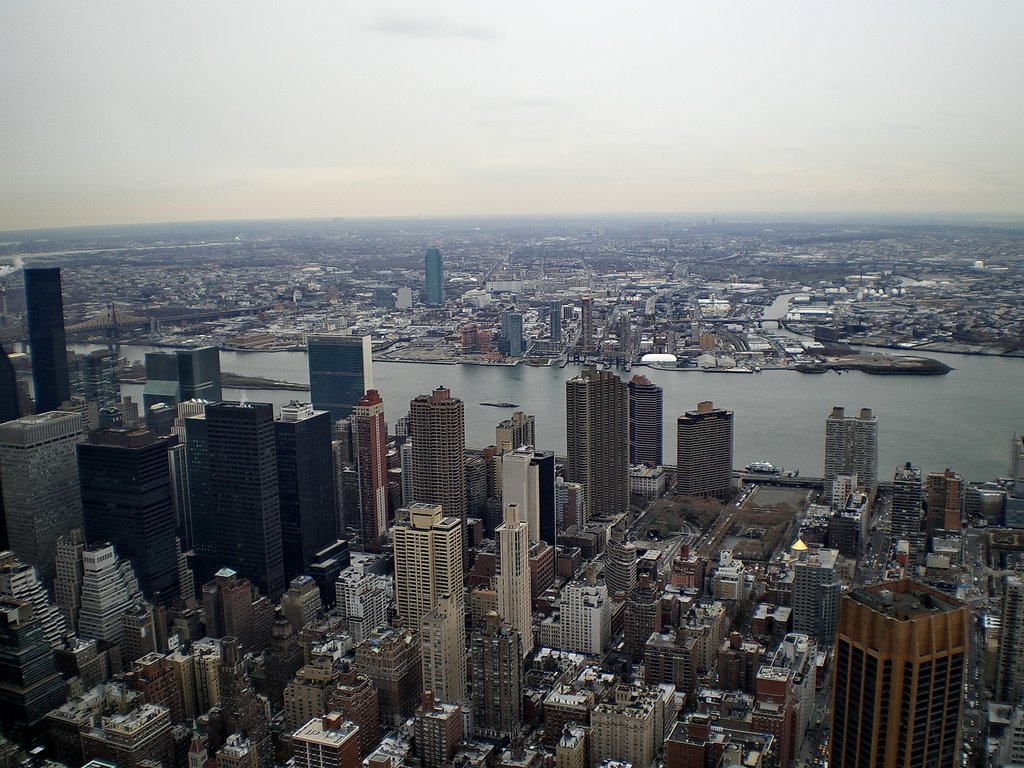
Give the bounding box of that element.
[2,1,1022,230]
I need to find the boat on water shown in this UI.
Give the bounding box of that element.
[480,401,520,408]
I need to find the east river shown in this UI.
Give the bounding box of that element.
[76,343,1024,484]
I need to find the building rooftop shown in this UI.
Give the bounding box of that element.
[850,579,964,620]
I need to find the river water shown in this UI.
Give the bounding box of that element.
[75,338,1024,484]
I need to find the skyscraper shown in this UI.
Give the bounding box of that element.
[495,411,535,454]
[424,246,444,307]
[351,390,388,550]
[628,374,663,467]
[891,462,924,546]
[24,267,70,413]
[791,545,840,644]
[142,347,222,411]
[0,599,66,748]
[996,574,1024,704]
[409,387,466,524]
[307,334,374,422]
[275,402,336,582]
[0,411,86,583]
[392,503,463,628]
[579,296,595,353]
[80,349,120,409]
[495,504,533,657]
[0,341,19,424]
[471,611,524,740]
[0,551,67,648]
[675,401,734,500]
[824,407,878,500]
[830,580,967,768]
[74,542,143,651]
[565,368,629,519]
[549,301,561,343]
[560,567,611,655]
[420,592,466,704]
[0,342,20,553]
[926,468,964,534]
[500,309,525,357]
[77,428,179,603]
[204,402,284,599]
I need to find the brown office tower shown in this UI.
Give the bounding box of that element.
[409,387,466,524]
[676,401,734,500]
[926,469,964,535]
[351,390,388,549]
[830,580,968,768]
[565,368,628,519]
[329,663,380,756]
[354,627,422,727]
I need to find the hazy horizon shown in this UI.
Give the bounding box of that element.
[3,1,1022,231]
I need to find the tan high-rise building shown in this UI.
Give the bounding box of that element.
[565,368,629,519]
[392,503,464,628]
[830,580,968,768]
[495,504,533,657]
[496,411,535,454]
[676,401,733,500]
[409,387,466,525]
[420,592,466,703]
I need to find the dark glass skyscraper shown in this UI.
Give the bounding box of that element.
[0,598,66,748]
[203,402,284,598]
[533,450,557,547]
[500,310,524,356]
[565,368,628,518]
[628,374,663,467]
[24,267,70,413]
[142,347,222,411]
[425,246,444,307]
[275,402,336,582]
[306,334,373,422]
[80,349,120,409]
[77,428,179,603]
[0,341,20,424]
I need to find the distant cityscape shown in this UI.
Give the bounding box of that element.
[0,217,1021,768]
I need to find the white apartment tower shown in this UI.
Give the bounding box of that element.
[76,542,143,649]
[560,566,611,656]
[824,406,878,501]
[0,550,68,647]
[502,449,542,543]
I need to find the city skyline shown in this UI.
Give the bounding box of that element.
[1,2,1023,231]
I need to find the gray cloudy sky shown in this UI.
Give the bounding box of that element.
[2,1,1022,230]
